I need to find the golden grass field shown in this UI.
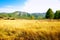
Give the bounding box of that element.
[0,20,60,40]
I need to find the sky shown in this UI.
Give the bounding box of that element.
[0,0,60,13]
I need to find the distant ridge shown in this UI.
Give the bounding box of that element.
[0,11,46,19]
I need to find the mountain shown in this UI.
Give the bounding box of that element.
[14,11,46,19]
[13,11,31,19]
[31,13,45,17]
[31,13,46,19]
[0,11,46,19]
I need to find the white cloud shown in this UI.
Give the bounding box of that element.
[0,6,15,13]
[0,5,23,13]
[22,0,60,13]
[0,0,60,13]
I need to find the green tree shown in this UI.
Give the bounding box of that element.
[31,16,35,20]
[54,10,60,19]
[45,8,54,19]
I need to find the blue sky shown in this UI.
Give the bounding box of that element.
[0,0,26,7]
[0,0,60,13]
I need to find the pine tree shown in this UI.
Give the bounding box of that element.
[54,10,60,19]
[45,8,54,19]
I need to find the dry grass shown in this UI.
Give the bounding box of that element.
[0,20,60,40]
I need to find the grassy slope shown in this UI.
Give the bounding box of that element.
[0,20,60,40]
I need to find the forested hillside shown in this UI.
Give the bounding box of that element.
[0,11,45,20]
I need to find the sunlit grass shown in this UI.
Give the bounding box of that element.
[0,20,60,40]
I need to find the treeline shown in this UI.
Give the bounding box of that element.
[0,8,60,20]
[45,8,60,19]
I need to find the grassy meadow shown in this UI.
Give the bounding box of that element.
[0,20,60,40]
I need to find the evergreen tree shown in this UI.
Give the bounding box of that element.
[45,8,54,19]
[54,10,60,19]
